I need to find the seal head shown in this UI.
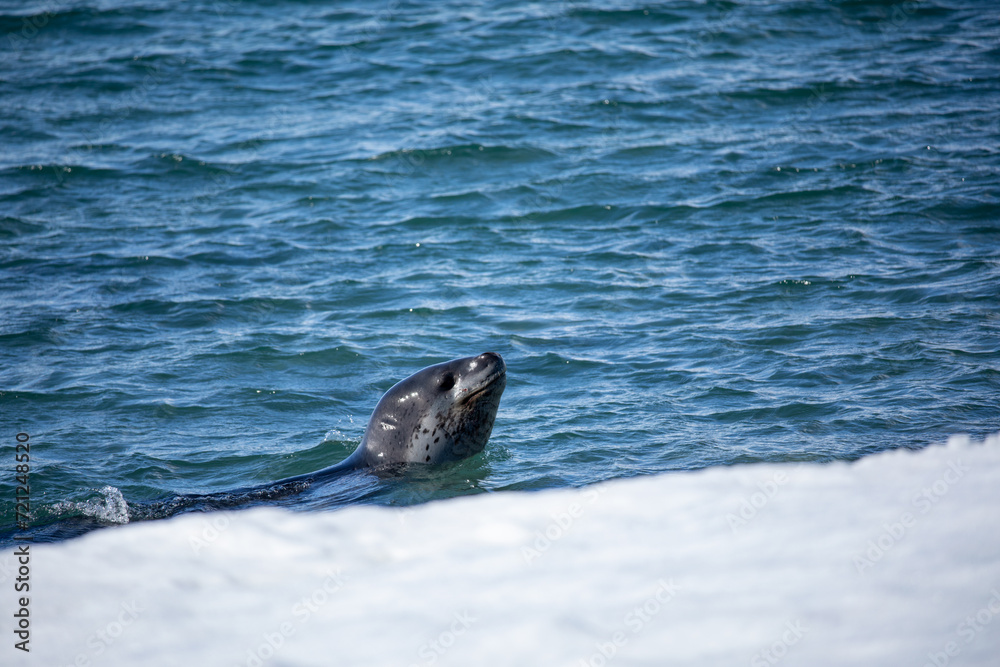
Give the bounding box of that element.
[357,351,506,467]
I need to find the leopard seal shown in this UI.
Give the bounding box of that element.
[290,351,506,481]
[126,352,506,521]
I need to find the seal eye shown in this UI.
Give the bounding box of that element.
[438,373,455,392]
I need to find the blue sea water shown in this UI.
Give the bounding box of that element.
[1,0,998,542]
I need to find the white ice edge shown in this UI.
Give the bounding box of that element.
[7,432,1000,667]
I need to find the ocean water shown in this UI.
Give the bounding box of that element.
[1,0,998,543]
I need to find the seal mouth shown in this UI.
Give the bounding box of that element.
[461,369,505,403]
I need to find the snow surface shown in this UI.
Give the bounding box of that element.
[7,433,1000,667]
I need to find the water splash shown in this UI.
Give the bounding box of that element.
[54,486,130,525]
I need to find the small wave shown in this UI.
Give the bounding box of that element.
[54,485,130,525]
[366,144,556,166]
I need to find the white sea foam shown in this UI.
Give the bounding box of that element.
[14,433,1000,666]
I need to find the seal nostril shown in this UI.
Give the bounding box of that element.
[479,351,505,373]
[479,351,501,364]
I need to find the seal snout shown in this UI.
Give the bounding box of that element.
[474,351,506,386]
[459,352,506,403]
[478,351,505,375]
